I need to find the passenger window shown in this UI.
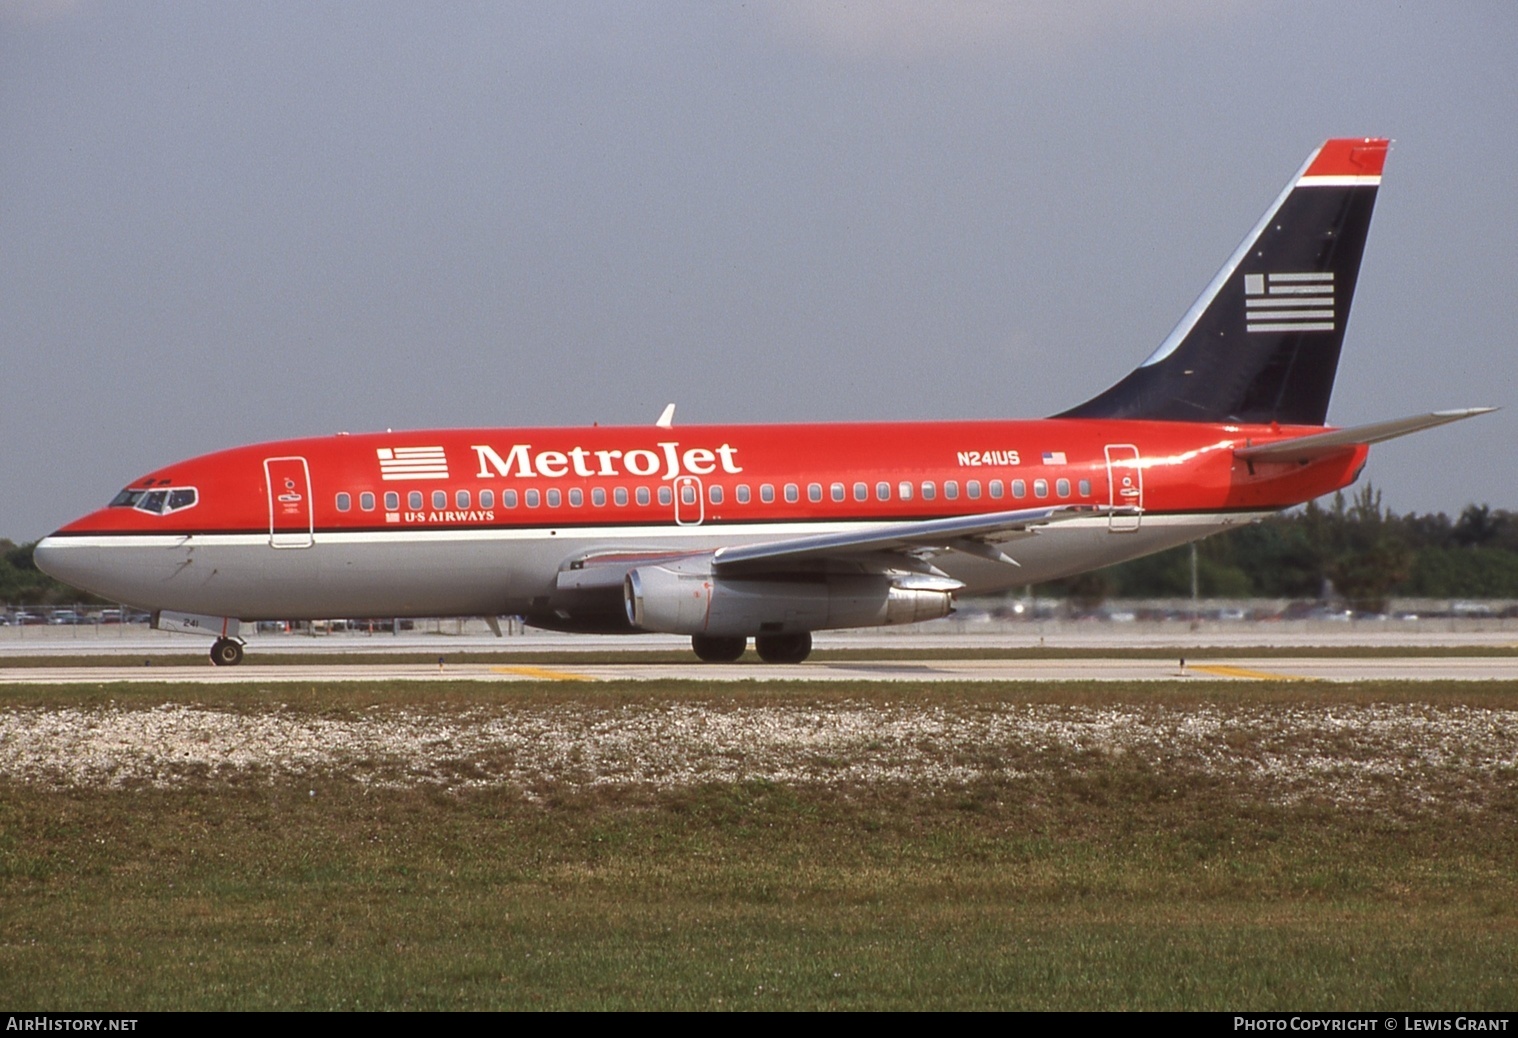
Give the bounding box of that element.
[967,480,981,500]
[336,493,351,512]
[615,487,629,506]
[1012,480,1026,499]
[456,489,470,509]
[1057,478,1071,497]
[921,482,935,501]
[592,487,606,506]
[568,488,583,507]
[1034,479,1048,498]
[1078,479,1091,497]
[432,490,447,510]
[681,484,697,505]
[385,492,399,510]
[525,489,540,508]
[736,485,751,504]
[898,481,913,501]
[409,491,423,510]
[636,487,650,506]
[658,486,672,506]
[761,484,775,503]
[503,490,518,508]
[360,491,376,511]
[876,482,890,501]
[547,488,562,507]
[945,481,959,500]
[990,480,1004,499]
[808,483,822,503]
[830,483,844,503]
[710,485,723,505]
[854,482,867,502]
[480,489,494,509]
[784,484,799,503]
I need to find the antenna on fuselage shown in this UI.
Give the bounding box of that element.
[655,403,676,429]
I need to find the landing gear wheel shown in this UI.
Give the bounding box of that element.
[210,638,244,667]
[755,631,812,664]
[691,634,747,663]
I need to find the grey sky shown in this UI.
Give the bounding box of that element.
[3,2,1513,540]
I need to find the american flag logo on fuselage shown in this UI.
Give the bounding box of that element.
[1243,272,1334,334]
[376,446,449,481]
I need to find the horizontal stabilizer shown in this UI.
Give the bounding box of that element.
[1235,407,1496,463]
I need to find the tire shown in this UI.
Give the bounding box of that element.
[210,638,244,667]
[691,634,746,663]
[755,631,812,664]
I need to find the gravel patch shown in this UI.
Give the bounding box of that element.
[1,701,1514,808]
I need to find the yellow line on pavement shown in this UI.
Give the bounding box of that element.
[1189,664,1318,682]
[490,665,598,682]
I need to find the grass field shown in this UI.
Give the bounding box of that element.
[2,680,1516,1010]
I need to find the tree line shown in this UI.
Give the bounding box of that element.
[1056,486,1518,612]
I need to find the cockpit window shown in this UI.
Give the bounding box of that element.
[109,486,198,515]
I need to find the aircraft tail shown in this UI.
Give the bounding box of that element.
[1058,138,1388,426]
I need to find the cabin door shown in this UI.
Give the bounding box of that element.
[264,456,315,548]
[1104,444,1143,532]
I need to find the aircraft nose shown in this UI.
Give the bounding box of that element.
[32,535,90,590]
[33,536,60,576]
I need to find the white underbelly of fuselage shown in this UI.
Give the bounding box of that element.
[34,511,1270,620]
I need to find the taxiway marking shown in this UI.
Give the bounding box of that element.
[1189,664,1317,682]
[489,665,597,682]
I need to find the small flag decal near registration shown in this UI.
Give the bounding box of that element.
[377,446,449,481]
[1042,451,1067,465]
[1244,272,1335,334]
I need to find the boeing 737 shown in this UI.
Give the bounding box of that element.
[34,138,1492,665]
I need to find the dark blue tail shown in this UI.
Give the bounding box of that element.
[1058,138,1387,426]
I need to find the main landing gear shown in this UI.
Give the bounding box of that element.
[691,634,746,662]
[756,632,812,664]
[210,638,245,667]
[690,632,815,664]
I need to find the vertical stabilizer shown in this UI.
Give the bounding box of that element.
[1058,138,1388,425]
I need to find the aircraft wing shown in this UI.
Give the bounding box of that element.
[555,505,1113,590]
[1235,407,1495,464]
[712,504,1111,573]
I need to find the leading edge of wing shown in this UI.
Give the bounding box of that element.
[711,504,1112,572]
[1234,407,1496,464]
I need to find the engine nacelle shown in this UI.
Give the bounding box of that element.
[623,561,954,636]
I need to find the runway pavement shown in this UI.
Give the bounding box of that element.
[5,619,1518,683]
[3,655,1516,684]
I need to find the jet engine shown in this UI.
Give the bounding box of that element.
[623,560,954,636]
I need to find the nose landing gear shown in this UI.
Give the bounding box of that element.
[210,638,245,667]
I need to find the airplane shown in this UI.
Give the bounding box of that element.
[33,137,1493,667]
